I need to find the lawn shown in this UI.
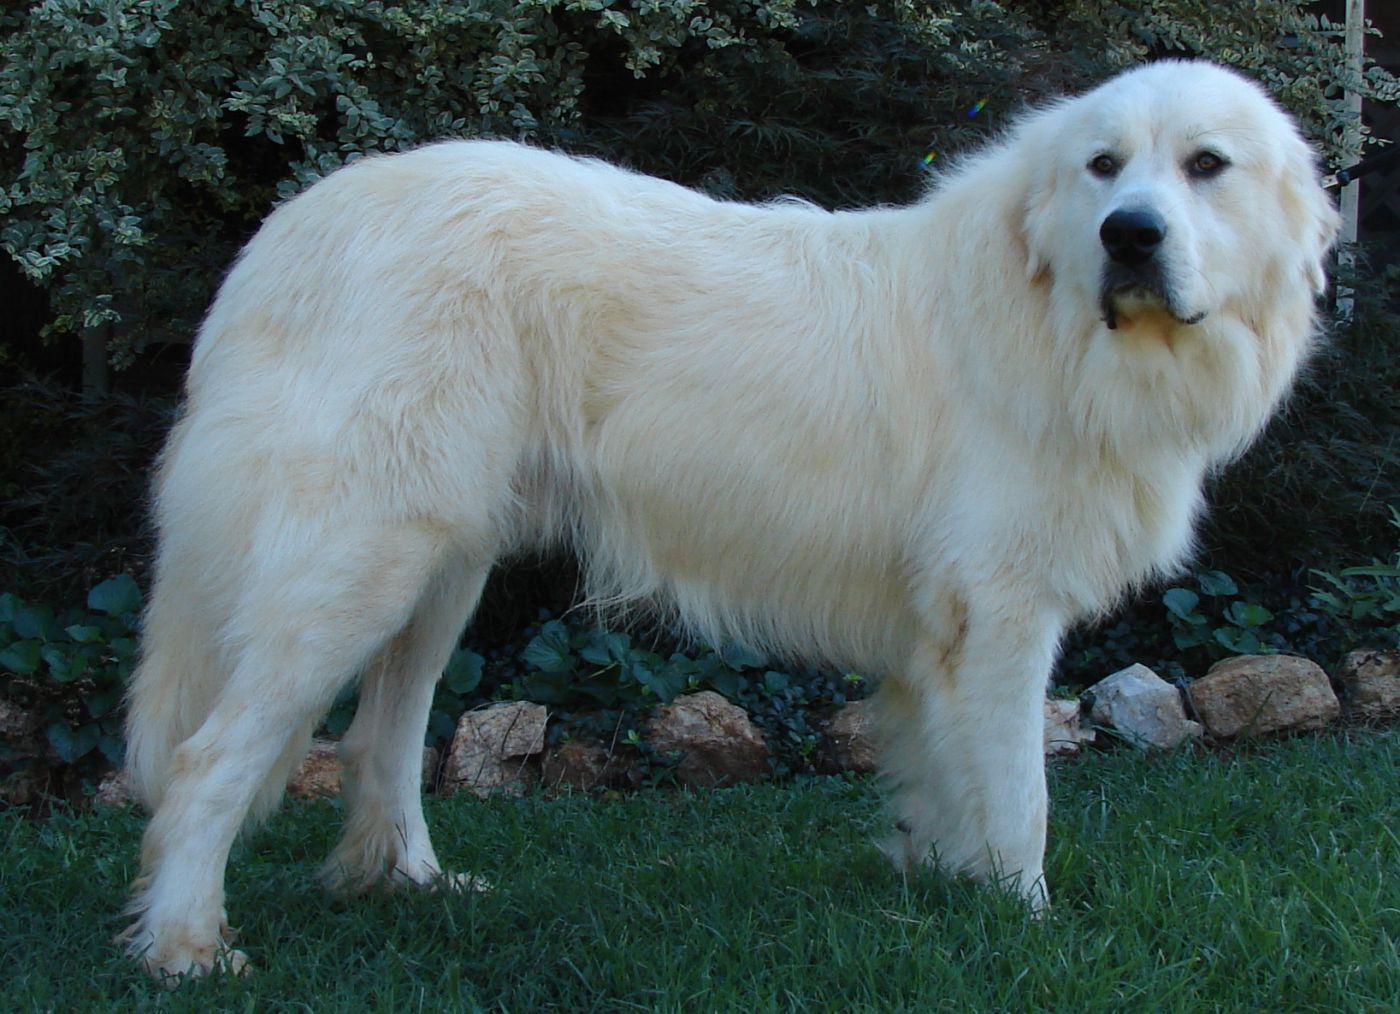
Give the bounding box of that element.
[2,729,1396,1012]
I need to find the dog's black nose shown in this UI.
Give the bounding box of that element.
[1100,208,1166,267]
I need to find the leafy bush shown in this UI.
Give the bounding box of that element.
[1199,259,1400,578]
[451,615,861,777]
[1059,572,1287,685]
[1043,0,1400,147]
[0,378,172,602]
[317,609,865,778]
[1309,507,1400,651]
[504,617,867,776]
[5,0,1395,366]
[0,0,823,362]
[1162,571,1286,663]
[0,575,140,769]
[1062,535,1399,689]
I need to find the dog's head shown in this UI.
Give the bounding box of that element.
[1019,61,1339,337]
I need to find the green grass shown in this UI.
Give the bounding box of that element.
[2,730,1397,1012]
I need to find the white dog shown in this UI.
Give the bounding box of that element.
[122,60,1338,977]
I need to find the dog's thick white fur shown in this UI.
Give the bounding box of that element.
[122,60,1337,976]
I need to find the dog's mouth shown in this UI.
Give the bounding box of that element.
[1099,271,1206,331]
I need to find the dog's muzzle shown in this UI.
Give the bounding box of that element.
[1098,208,1205,330]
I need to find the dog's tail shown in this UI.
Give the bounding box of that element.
[124,545,317,824]
[123,408,317,821]
[122,560,229,813]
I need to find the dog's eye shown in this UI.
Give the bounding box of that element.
[1088,154,1120,178]
[1189,151,1228,178]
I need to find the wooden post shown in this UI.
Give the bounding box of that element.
[1336,0,1365,320]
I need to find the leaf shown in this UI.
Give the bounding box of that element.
[706,668,745,700]
[1214,627,1261,655]
[1338,564,1400,579]
[84,688,123,719]
[87,574,142,617]
[1162,588,1202,622]
[47,721,100,763]
[443,648,484,694]
[1226,601,1274,629]
[1197,570,1238,597]
[64,624,104,643]
[98,731,125,765]
[13,604,54,641]
[762,670,791,695]
[719,642,767,670]
[522,669,574,705]
[578,630,630,667]
[1309,569,1351,593]
[428,709,456,743]
[41,644,83,683]
[1309,590,1343,610]
[1171,628,1208,651]
[0,639,42,673]
[633,663,682,703]
[521,620,574,674]
[323,705,354,737]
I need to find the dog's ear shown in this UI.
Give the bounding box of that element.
[1013,112,1062,283]
[1281,139,1342,296]
[1021,178,1056,282]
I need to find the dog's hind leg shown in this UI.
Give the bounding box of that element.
[122,521,449,980]
[321,557,492,895]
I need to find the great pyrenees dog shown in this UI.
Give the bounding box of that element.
[122,60,1337,976]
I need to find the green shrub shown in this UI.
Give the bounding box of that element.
[5,0,1395,365]
[1198,258,1400,576]
[317,609,866,779]
[1164,572,1280,657]
[421,615,862,777]
[1061,534,1399,688]
[0,0,804,362]
[1041,0,1400,145]
[0,575,140,768]
[1309,507,1400,651]
[0,379,172,602]
[500,617,866,777]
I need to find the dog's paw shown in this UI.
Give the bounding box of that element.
[877,818,925,871]
[321,851,493,896]
[386,861,493,895]
[119,919,251,984]
[429,870,493,894]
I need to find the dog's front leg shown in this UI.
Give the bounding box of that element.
[875,596,1061,908]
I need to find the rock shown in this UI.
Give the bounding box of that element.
[646,691,768,786]
[0,701,49,805]
[1,768,45,806]
[826,699,878,772]
[1044,696,1096,755]
[442,702,548,797]
[1087,663,1202,750]
[1335,649,1400,720]
[94,769,134,807]
[821,695,1093,769]
[0,699,42,742]
[287,739,344,798]
[287,739,441,799]
[1187,654,1340,739]
[540,738,621,790]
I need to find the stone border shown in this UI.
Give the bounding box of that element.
[14,649,1397,808]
